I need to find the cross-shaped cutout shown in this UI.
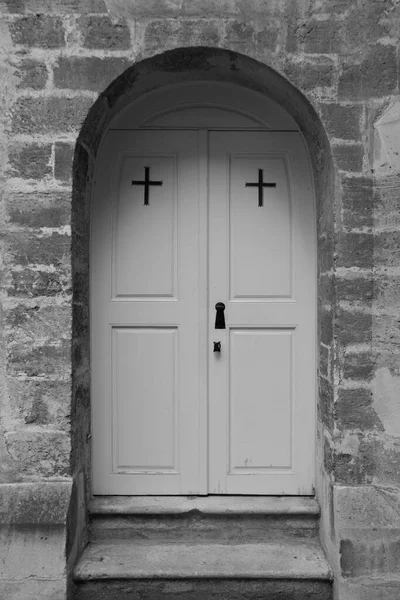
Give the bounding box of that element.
[132,166,163,206]
[245,169,276,207]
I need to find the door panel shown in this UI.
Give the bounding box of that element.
[229,328,294,471]
[113,155,177,298]
[229,155,292,299]
[92,131,207,495]
[208,132,316,495]
[112,327,178,472]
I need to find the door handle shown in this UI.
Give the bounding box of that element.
[213,341,221,352]
[215,302,226,329]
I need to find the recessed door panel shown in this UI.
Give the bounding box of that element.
[230,156,292,300]
[229,328,294,472]
[112,327,177,472]
[114,156,177,299]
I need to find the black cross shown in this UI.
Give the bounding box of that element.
[245,169,276,207]
[131,166,163,206]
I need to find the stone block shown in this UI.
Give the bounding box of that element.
[80,16,130,49]
[336,309,372,346]
[106,0,183,18]
[12,96,94,135]
[336,232,373,269]
[343,351,375,381]
[321,104,362,141]
[0,481,72,525]
[335,388,383,432]
[7,339,71,378]
[336,277,373,303]
[16,59,48,89]
[54,142,74,181]
[284,60,335,90]
[9,15,65,48]
[374,274,400,312]
[7,378,71,427]
[318,234,334,273]
[2,0,107,12]
[5,232,70,268]
[0,482,71,597]
[5,304,71,347]
[303,19,341,54]
[341,175,373,228]
[373,314,400,354]
[332,144,364,173]
[6,189,71,229]
[373,175,400,228]
[4,430,70,478]
[337,579,400,600]
[144,19,221,52]
[334,439,375,485]
[54,56,129,92]
[254,25,278,52]
[334,485,400,530]
[340,531,400,578]
[319,344,330,379]
[225,20,255,52]
[319,377,334,432]
[365,438,400,487]
[319,308,333,345]
[0,578,67,600]
[338,44,397,100]
[374,231,400,267]
[8,143,52,180]
[6,268,67,298]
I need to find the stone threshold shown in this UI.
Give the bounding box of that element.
[90,495,320,516]
[74,539,332,581]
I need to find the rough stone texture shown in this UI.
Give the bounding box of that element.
[80,16,130,49]
[12,96,95,134]
[16,59,48,89]
[73,578,333,600]
[9,15,65,48]
[54,57,130,92]
[0,482,71,599]
[0,1,399,598]
[9,143,52,179]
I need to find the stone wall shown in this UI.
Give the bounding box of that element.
[0,1,399,598]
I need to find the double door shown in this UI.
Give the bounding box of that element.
[91,130,316,495]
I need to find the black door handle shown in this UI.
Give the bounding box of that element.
[215,302,226,329]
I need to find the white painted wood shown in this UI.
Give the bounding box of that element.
[113,155,176,298]
[208,132,316,495]
[230,155,292,298]
[92,124,316,496]
[110,82,298,130]
[112,327,177,471]
[91,130,207,495]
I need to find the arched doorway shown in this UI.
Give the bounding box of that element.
[90,81,316,496]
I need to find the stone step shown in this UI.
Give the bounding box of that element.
[89,496,320,542]
[73,538,333,600]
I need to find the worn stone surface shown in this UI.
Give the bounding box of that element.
[73,578,333,600]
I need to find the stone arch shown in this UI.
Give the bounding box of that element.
[70,46,335,521]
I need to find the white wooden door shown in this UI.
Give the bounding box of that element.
[91,129,316,495]
[208,132,316,494]
[91,130,207,494]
